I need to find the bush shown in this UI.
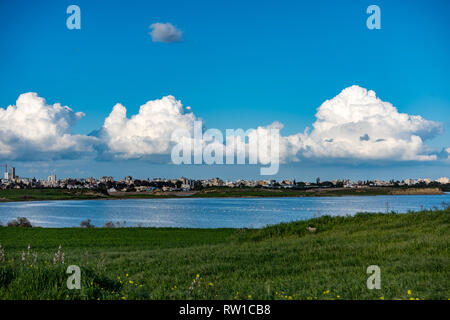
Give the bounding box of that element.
[7,217,32,228]
[80,219,94,228]
[0,265,14,288]
[103,221,115,228]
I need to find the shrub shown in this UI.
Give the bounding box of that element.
[103,221,115,228]
[7,217,32,228]
[80,219,94,228]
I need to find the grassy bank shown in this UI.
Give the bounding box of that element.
[190,186,444,197]
[0,209,449,300]
[0,188,109,202]
[0,186,445,202]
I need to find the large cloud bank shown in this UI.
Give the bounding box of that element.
[0,86,446,163]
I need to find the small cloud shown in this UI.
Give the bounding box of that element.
[149,22,183,43]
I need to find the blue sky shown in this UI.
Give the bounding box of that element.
[0,0,449,180]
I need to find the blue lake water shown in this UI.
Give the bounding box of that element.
[0,194,449,228]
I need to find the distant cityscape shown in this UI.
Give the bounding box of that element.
[1,165,449,193]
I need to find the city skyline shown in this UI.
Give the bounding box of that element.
[2,163,449,191]
[2,164,449,185]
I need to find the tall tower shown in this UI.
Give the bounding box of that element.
[2,163,7,180]
[48,174,57,184]
[8,167,15,180]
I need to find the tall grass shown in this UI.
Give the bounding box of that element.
[0,209,448,300]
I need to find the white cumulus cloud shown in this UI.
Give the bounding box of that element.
[0,87,446,165]
[97,95,197,159]
[149,22,183,43]
[0,92,97,160]
[290,85,443,161]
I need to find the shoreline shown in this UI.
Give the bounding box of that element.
[0,187,446,203]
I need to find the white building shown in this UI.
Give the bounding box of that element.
[100,176,115,183]
[404,179,416,185]
[48,174,57,184]
[3,166,16,181]
[418,178,432,184]
[436,177,450,184]
[8,167,15,180]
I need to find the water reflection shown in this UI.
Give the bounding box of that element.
[0,194,448,228]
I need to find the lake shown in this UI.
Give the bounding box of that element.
[0,194,449,228]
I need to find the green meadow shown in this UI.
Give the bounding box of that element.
[0,209,449,300]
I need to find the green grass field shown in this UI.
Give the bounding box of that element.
[0,209,449,300]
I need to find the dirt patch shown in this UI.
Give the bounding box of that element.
[391,188,443,195]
